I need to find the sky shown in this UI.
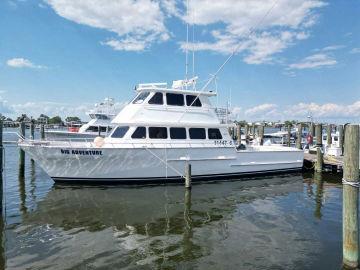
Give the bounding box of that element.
[0,0,359,123]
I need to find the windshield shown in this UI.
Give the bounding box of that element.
[132,92,150,104]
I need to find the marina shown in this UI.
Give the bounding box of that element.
[1,0,359,269]
[0,139,352,269]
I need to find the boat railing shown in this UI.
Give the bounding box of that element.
[2,131,25,144]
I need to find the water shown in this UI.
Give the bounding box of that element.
[1,129,346,269]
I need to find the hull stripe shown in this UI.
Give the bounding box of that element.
[52,167,302,183]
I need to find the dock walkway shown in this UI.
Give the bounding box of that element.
[304,153,343,171]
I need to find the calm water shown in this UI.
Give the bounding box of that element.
[1,129,346,269]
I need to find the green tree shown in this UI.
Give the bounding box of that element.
[16,114,29,122]
[65,116,81,123]
[284,120,293,127]
[235,120,248,125]
[48,116,63,125]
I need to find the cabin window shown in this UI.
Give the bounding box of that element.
[132,127,146,139]
[111,126,129,138]
[208,128,222,139]
[132,92,150,104]
[92,114,110,120]
[149,127,168,139]
[334,136,338,141]
[189,128,206,139]
[186,95,202,107]
[148,92,163,105]
[170,127,186,139]
[86,126,108,132]
[166,93,184,106]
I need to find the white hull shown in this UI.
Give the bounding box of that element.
[20,143,303,183]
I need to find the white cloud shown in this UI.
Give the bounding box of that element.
[180,0,326,64]
[245,103,279,117]
[6,58,46,69]
[0,97,14,115]
[9,100,127,120]
[45,0,169,51]
[230,101,360,122]
[350,48,360,54]
[288,53,337,69]
[284,101,360,119]
[321,45,345,51]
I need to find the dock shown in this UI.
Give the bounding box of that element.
[304,152,343,171]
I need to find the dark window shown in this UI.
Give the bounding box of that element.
[149,127,168,139]
[132,127,146,139]
[132,92,150,104]
[170,127,186,139]
[186,95,202,107]
[86,126,98,132]
[189,128,206,139]
[166,93,184,106]
[94,114,110,120]
[208,128,222,139]
[148,92,163,105]
[111,126,129,138]
[86,126,108,132]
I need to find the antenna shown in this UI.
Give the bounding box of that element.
[192,1,195,80]
[185,0,189,88]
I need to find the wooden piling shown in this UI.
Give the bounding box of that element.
[0,120,3,173]
[236,124,241,145]
[296,123,302,149]
[185,163,191,189]
[338,125,344,155]
[30,120,35,140]
[342,124,360,269]
[30,121,35,163]
[327,124,332,146]
[0,120,3,213]
[258,125,264,145]
[19,122,25,177]
[315,124,323,147]
[315,147,323,172]
[287,125,291,147]
[40,124,45,140]
[310,123,315,137]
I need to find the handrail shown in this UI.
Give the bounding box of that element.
[3,131,25,140]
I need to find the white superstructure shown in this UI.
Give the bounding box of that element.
[19,80,304,183]
[45,98,116,139]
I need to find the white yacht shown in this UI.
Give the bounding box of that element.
[45,98,116,140]
[19,80,304,183]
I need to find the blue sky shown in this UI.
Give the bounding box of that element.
[0,0,359,123]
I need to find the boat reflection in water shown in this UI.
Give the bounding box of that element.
[6,173,339,270]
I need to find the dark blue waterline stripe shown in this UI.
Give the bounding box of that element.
[52,167,302,184]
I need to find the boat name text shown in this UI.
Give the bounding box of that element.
[60,149,103,156]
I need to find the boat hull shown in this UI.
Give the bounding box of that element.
[20,143,304,183]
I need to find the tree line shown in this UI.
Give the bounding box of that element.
[0,113,82,125]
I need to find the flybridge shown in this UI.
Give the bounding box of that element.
[136,78,216,97]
